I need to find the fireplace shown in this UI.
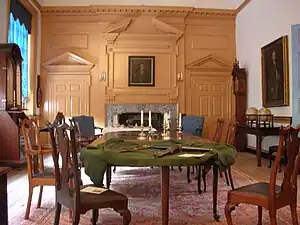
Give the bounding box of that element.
[118,112,164,131]
[106,103,177,130]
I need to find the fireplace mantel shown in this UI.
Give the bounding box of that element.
[106,103,177,127]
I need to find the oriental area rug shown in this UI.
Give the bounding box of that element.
[8,166,299,225]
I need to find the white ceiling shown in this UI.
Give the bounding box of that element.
[37,0,245,9]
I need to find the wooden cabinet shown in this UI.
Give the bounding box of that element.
[232,59,247,124]
[232,59,247,151]
[0,44,27,165]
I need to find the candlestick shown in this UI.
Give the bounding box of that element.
[149,111,152,127]
[179,112,182,127]
[141,110,144,126]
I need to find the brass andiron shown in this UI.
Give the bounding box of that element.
[137,125,146,140]
[177,126,183,140]
[147,125,154,141]
[161,120,170,140]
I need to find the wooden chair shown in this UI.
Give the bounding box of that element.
[222,122,236,190]
[21,118,55,219]
[200,118,226,192]
[49,122,131,225]
[225,125,300,225]
[213,118,225,143]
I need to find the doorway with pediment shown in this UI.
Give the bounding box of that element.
[185,54,234,140]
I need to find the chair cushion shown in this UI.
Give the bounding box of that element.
[228,182,281,208]
[80,185,128,209]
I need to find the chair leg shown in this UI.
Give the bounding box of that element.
[197,166,202,194]
[187,166,191,183]
[113,166,116,173]
[54,202,62,225]
[269,209,277,225]
[224,170,230,186]
[290,203,299,225]
[72,212,80,225]
[258,206,262,225]
[178,166,182,172]
[268,150,273,168]
[228,167,235,190]
[37,185,43,208]
[116,209,131,225]
[92,209,99,225]
[224,203,235,225]
[202,166,207,192]
[191,165,195,174]
[25,186,33,219]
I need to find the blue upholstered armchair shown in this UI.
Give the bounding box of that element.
[70,115,103,147]
[182,115,205,136]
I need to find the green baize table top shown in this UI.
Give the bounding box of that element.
[80,137,237,186]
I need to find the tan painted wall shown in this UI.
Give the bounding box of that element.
[40,6,236,134]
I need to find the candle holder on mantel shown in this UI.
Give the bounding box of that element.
[137,125,146,140]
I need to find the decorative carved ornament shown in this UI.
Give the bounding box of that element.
[41,5,236,19]
[43,52,94,73]
[102,16,183,43]
[186,54,232,72]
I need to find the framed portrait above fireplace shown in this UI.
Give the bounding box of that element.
[261,35,289,107]
[128,56,155,86]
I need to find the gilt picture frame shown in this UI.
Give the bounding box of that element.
[128,56,155,87]
[261,35,289,107]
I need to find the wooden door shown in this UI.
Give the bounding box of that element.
[186,74,232,140]
[46,76,90,122]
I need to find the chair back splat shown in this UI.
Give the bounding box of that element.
[270,126,300,206]
[213,118,225,143]
[49,123,81,208]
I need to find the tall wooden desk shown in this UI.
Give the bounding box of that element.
[0,167,11,225]
[236,124,280,167]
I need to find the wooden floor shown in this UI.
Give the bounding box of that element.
[5,152,300,221]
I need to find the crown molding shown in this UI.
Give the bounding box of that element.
[41,5,236,19]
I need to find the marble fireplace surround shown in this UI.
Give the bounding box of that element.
[106,104,177,127]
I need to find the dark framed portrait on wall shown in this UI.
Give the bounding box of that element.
[261,35,289,107]
[128,56,155,86]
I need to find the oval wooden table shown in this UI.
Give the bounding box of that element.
[80,132,236,225]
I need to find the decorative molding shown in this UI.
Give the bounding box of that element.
[236,0,252,14]
[102,16,183,43]
[187,54,232,72]
[43,52,94,73]
[106,18,132,33]
[152,17,184,36]
[41,5,236,19]
[190,8,236,19]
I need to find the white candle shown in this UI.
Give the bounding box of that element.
[179,112,182,127]
[149,111,152,127]
[141,110,144,126]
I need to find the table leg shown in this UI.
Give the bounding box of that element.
[106,165,112,189]
[256,136,262,167]
[0,174,8,225]
[212,164,220,221]
[161,166,170,225]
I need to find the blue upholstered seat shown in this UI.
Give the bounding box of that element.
[182,115,205,136]
[72,115,102,138]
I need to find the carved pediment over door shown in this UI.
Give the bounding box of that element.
[43,52,94,74]
[186,54,231,73]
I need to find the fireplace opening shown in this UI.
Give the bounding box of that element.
[118,112,164,131]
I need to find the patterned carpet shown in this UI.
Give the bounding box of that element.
[8,166,298,225]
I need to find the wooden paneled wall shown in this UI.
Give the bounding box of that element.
[40,6,236,137]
